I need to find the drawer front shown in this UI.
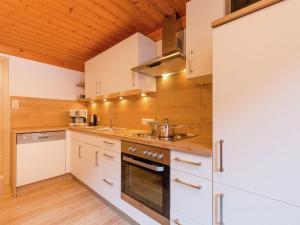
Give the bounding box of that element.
[100,137,121,152]
[171,210,202,225]
[171,169,212,224]
[171,150,212,179]
[100,149,121,179]
[100,173,121,207]
[71,131,102,147]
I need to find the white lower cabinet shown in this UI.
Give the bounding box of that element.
[83,144,101,192]
[170,210,200,225]
[171,169,212,225]
[70,140,84,182]
[213,182,300,225]
[98,148,121,207]
[170,150,212,225]
[70,136,120,206]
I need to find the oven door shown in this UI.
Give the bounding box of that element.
[121,153,170,220]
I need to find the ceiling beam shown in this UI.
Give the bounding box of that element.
[0,43,84,71]
[147,15,186,41]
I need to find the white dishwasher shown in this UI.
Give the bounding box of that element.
[17,131,66,187]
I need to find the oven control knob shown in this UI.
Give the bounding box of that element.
[129,146,136,152]
[152,153,158,158]
[157,153,164,160]
[143,150,149,156]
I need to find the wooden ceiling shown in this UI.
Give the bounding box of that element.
[0,0,187,71]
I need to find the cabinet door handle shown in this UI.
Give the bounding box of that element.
[103,140,114,145]
[95,151,99,166]
[95,81,98,94]
[131,71,136,86]
[103,153,114,159]
[174,157,201,166]
[188,50,194,73]
[78,145,82,158]
[174,178,202,190]
[173,219,182,225]
[219,140,224,172]
[216,193,225,225]
[102,178,114,186]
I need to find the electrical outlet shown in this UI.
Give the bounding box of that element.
[142,118,155,125]
[12,99,20,109]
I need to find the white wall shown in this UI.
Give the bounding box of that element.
[0,53,83,100]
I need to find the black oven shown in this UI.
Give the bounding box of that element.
[121,141,170,224]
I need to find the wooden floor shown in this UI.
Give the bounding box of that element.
[0,175,131,225]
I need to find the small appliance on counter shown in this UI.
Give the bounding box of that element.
[69,109,88,126]
[89,114,99,126]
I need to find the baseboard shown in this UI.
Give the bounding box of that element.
[71,174,139,225]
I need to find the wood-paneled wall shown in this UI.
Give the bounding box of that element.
[88,72,212,138]
[10,97,86,128]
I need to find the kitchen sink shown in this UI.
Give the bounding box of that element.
[95,127,126,132]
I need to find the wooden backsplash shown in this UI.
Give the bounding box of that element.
[88,72,212,137]
[10,96,86,128]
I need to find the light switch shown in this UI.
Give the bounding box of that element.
[12,99,20,109]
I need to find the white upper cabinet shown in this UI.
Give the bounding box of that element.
[213,0,300,207]
[186,0,225,80]
[85,33,156,98]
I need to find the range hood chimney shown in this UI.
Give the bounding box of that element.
[131,14,186,77]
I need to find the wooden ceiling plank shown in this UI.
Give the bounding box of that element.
[0,1,105,53]
[110,0,159,33]
[3,0,115,48]
[127,0,165,25]
[33,0,125,42]
[0,37,84,64]
[89,0,152,32]
[0,13,99,58]
[0,31,88,63]
[150,0,177,16]
[0,42,84,71]
[73,0,136,37]
[0,19,97,59]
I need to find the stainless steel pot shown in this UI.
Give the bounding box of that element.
[158,119,176,138]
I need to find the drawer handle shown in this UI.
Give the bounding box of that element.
[95,151,99,166]
[103,141,114,145]
[174,178,202,190]
[103,153,114,159]
[219,140,224,172]
[216,193,225,225]
[173,219,182,225]
[102,178,114,186]
[38,136,50,139]
[78,145,82,158]
[174,157,202,166]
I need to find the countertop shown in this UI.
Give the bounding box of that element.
[70,127,212,157]
[11,126,69,134]
[11,126,212,157]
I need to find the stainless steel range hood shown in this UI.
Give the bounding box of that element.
[131,14,186,77]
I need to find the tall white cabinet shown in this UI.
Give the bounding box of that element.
[85,33,156,98]
[213,1,300,224]
[186,0,225,80]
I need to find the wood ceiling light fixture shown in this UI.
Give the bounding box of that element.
[0,0,187,71]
